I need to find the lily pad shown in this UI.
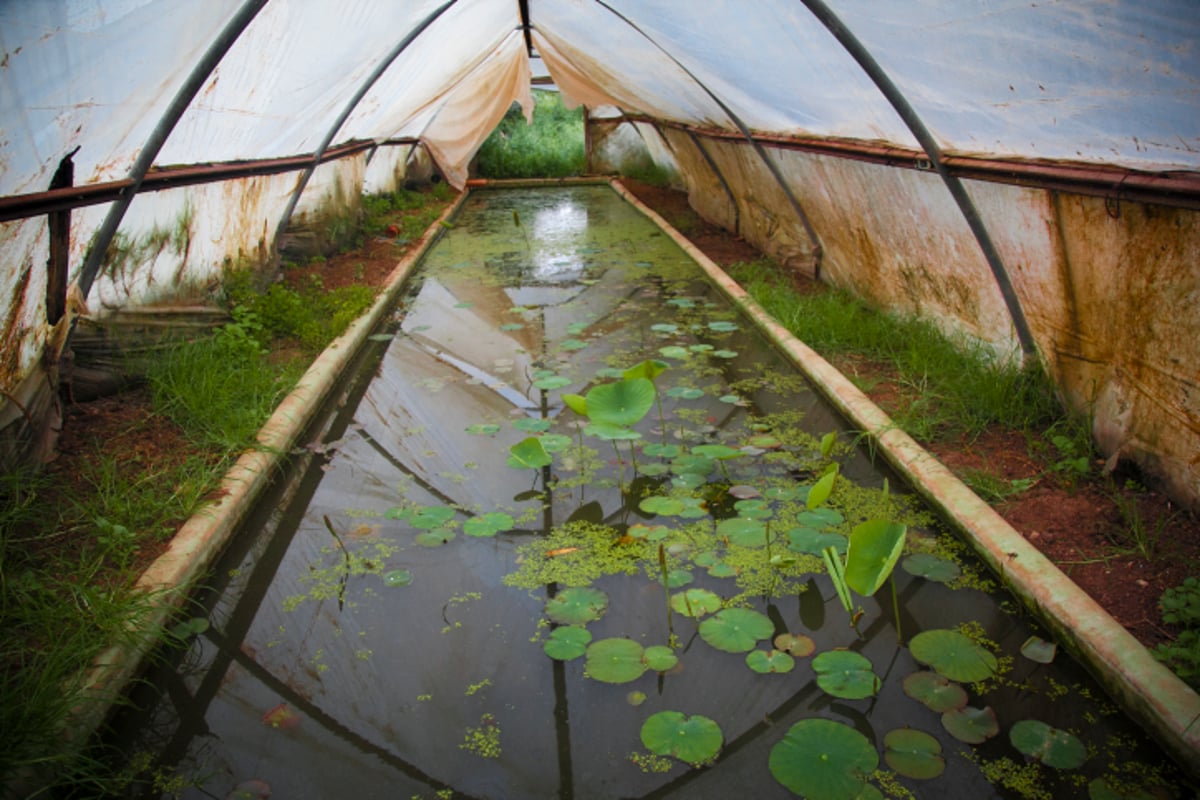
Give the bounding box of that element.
[717,517,768,547]
[644,443,683,457]
[732,498,772,518]
[465,423,501,436]
[383,569,412,587]
[786,527,847,556]
[543,626,592,661]
[514,417,553,433]
[545,586,609,624]
[909,629,998,683]
[693,444,744,461]
[666,386,704,400]
[1020,635,1058,664]
[844,519,907,597]
[698,608,774,653]
[902,671,967,712]
[883,728,944,779]
[659,568,694,588]
[901,552,961,583]
[643,645,679,672]
[639,496,685,516]
[1010,719,1087,769]
[533,376,571,391]
[940,705,999,744]
[746,649,796,674]
[407,505,456,529]
[797,508,844,527]
[507,437,553,469]
[769,718,878,800]
[670,588,723,618]
[628,523,671,541]
[463,512,514,538]
[659,345,691,360]
[812,650,880,699]
[585,638,647,684]
[708,320,739,332]
[640,711,723,767]
[774,632,816,657]
[414,528,456,547]
[671,453,714,477]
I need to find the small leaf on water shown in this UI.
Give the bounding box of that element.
[1019,635,1057,664]
[812,650,880,699]
[746,649,796,674]
[465,423,501,436]
[640,711,723,766]
[643,645,678,672]
[585,638,647,684]
[1009,719,1087,769]
[463,512,514,538]
[545,587,609,624]
[769,719,877,799]
[902,670,967,712]
[773,633,816,657]
[901,552,961,583]
[940,705,999,744]
[698,608,774,653]
[909,629,998,683]
[384,569,413,587]
[884,728,945,780]
[543,626,592,661]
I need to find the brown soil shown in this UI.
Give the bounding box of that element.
[48,179,1199,656]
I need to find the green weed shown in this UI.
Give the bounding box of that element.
[475,90,585,179]
[1153,578,1200,689]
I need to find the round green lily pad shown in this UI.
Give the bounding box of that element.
[514,416,553,432]
[643,645,678,672]
[902,671,968,712]
[463,512,514,538]
[909,629,998,683]
[769,718,878,800]
[532,375,571,390]
[543,626,592,661]
[658,568,694,588]
[585,638,647,684]
[465,423,501,436]
[786,527,847,556]
[883,728,944,779]
[940,705,999,744]
[797,508,844,528]
[383,568,413,587]
[409,506,456,529]
[812,650,880,699]
[414,527,456,547]
[698,608,774,653]
[545,586,609,625]
[746,649,796,674]
[1010,719,1087,769]
[670,588,723,618]
[1019,635,1058,664]
[774,632,816,657]
[640,711,723,767]
[901,552,961,583]
[717,517,768,547]
[639,496,686,516]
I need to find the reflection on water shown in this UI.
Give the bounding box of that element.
[109,187,1185,800]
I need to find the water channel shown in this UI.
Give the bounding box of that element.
[111,185,1185,799]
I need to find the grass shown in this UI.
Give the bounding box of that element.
[474,90,585,179]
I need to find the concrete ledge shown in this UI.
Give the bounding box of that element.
[612,177,1200,776]
[69,191,468,744]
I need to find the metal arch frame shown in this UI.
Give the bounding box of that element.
[590,0,825,271]
[74,0,271,301]
[798,0,1038,359]
[273,1,458,250]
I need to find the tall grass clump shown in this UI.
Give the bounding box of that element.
[475,90,585,179]
[728,258,1067,441]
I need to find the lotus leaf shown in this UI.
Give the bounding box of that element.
[902,671,967,712]
[769,718,878,800]
[639,496,685,516]
[940,705,999,744]
[718,394,742,404]
[812,650,880,699]
[383,569,413,587]
[844,519,907,597]
[765,485,804,501]
[666,386,704,400]
[507,437,553,469]
[561,393,588,416]
[798,508,844,527]
[465,423,501,436]
[650,323,680,334]
[643,645,678,672]
[514,417,553,432]
[1087,778,1159,800]
[623,359,668,381]
[543,626,591,661]
[659,568,693,588]
[883,728,944,779]
[1009,719,1087,769]
[901,553,961,583]
[644,443,683,457]
[733,498,772,518]
[585,638,647,684]
[670,588,722,618]
[659,345,691,360]
[539,433,573,452]
[707,562,737,578]
[667,297,695,308]
[698,608,774,653]
[671,453,714,476]
[533,375,571,390]
[584,422,642,441]
[746,649,795,674]
[909,629,998,682]
[560,338,588,351]
[640,711,723,767]
[545,587,609,624]
[708,321,739,332]
[693,444,743,461]
[787,527,847,556]
[414,528,455,547]
[629,523,671,541]
[463,512,514,538]
[1020,635,1057,664]
[807,468,839,509]
[717,517,768,547]
[774,633,816,657]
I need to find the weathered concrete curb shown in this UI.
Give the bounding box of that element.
[70,192,468,743]
[613,178,1200,775]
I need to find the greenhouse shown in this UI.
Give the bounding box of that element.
[1,1,1198,797]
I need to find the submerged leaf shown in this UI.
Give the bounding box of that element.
[1020,635,1057,664]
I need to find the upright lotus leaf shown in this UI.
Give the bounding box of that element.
[585,378,655,426]
[698,608,774,653]
[507,437,552,469]
[901,553,961,583]
[539,433,573,453]
[670,588,723,618]
[623,359,668,382]
[1010,720,1087,769]
[807,466,839,509]
[1020,635,1058,664]
[812,650,880,699]
[543,626,592,661]
[643,645,678,672]
[769,718,878,800]
[909,629,998,683]
[883,728,945,779]
[902,671,968,712]
[844,519,907,596]
[585,638,647,684]
[940,705,999,744]
[717,517,768,547]
[545,586,609,624]
[561,393,587,417]
[640,711,723,767]
[463,512,514,538]
[746,649,795,674]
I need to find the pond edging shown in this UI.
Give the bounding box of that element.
[67,192,469,748]
[611,178,1200,778]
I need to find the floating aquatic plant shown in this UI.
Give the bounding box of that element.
[773,632,815,657]
[746,649,795,674]
[463,511,514,538]
[698,607,774,653]
[940,705,999,744]
[544,586,608,624]
[902,670,967,713]
[883,728,945,779]
[640,711,723,767]
[670,588,722,618]
[1019,635,1057,664]
[901,552,961,583]
[812,650,880,699]
[909,629,998,683]
[543,625,592,661]
[1009,720,1087,769]
[769,718,878,800]
[383,569,413,587]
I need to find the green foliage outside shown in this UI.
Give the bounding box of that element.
[1153,578,1200,689]
[474,90,585,179]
